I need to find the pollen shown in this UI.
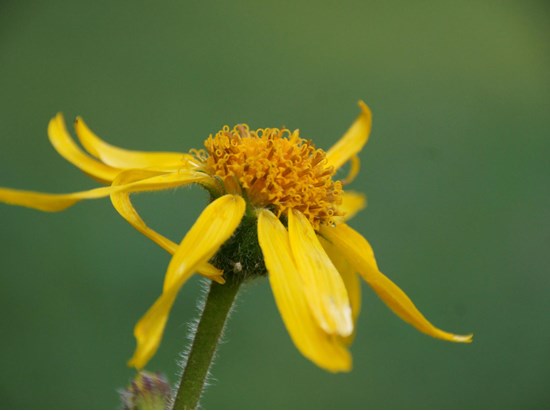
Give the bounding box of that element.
[195,125,343,228]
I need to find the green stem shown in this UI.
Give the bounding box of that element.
[172,279,241,410]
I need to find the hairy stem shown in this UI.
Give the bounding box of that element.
[172,279,241,410]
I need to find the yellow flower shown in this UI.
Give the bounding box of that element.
[0,102,472,373]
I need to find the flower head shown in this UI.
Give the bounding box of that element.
[199,125,343,228]
[0,102,472,372]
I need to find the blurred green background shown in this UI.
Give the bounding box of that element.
[1,1,548,409]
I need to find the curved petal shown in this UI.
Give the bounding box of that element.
[48,113,121,183]
[340,155,361,185]
[258,209,351,372]
[110,169,224,283]
[128,194,245,369]
[162,194,245,292]
[0,170,209,212]
[288,209,353,337]
[326,101,372,171]
[319,236,361,346]
[127,286,179,370]
[320,223,473,343]
[75,116,192,170]
[335,190,366,223]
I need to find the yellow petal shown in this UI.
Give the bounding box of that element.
[109,169,224,283]
[340,154,361,185]
[195,263,225,283]
[326,101,372,171]
[0,170,209,212]
[162,194,245,292]
[288,209,353,337]
[320,223,473,343]
[48,113,121,183]
[258,209,351,372]
[129,194,245,369]
[319,236,361,346]
[127,286,179,370]
[336,190,366,222]
[75,116,192,170]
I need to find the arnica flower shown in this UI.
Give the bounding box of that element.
[0,102,472,373]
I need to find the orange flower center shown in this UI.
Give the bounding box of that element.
[194,125,343,228]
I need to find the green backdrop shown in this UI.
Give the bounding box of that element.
[1,1,548,408]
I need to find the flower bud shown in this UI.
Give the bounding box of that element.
[120,371,171,410]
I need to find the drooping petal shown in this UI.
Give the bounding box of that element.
[257,209,351,372]
[336,190,366,222]
[128,194,245,369]
[326,101,372,171]
[110,169,224,283]
[287,209,353,337]
[320,223,473,343]
[48,113,121,183]
[319,236,361,346]
[162,194,245,292]
[127,287,179,370]
[74,116,193,170]
[0,170,209,212]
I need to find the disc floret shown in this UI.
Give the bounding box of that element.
[196,124,343,228]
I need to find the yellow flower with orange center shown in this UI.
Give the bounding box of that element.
[0,102,472,372]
